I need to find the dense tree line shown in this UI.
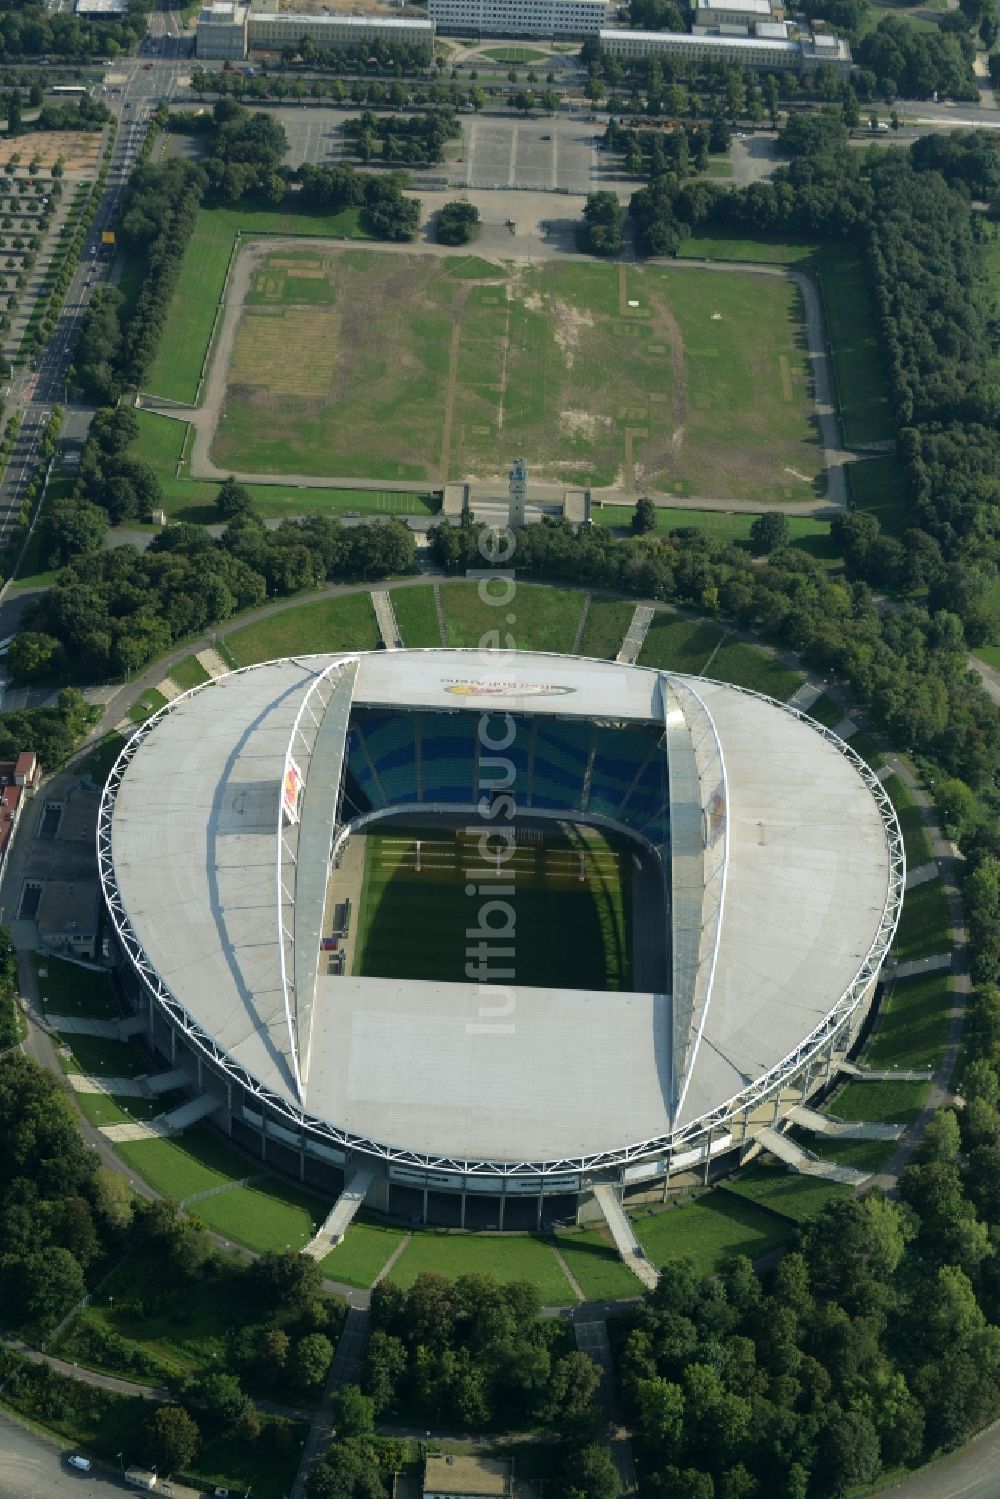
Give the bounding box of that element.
[74,158,205,405]
[0,925,20,1050]
[11,493,415,682]
[0,1,150,61]
[363,1272,602,1431]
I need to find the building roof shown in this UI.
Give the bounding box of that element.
[697,0,772,12]
[600,25,799,50]
[75,0,127,13]
[425,1454,510,1497]
[103,651,897,1173]
[249,9,434,26]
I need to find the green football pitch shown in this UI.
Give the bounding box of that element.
[354,825,633,991]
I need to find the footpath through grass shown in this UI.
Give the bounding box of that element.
[555,1229,643,1300]
[321,1220,410,1288]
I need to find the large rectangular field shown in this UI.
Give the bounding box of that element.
[209,246,824,503]
[354,825,633,991]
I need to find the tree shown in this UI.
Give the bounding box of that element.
[750,511,790,554]
[143,1405,201,1473]
[6,630,64,682]
[250,1249,323,1314]
[331,1384,375,1437]
[215,474,254,521]
[43,498,107,567]
[632,497,657,534]
[295,1332,335,1390]
[14,1247,86,1337]
[438,200,479,246]
[559,1444,619,1499]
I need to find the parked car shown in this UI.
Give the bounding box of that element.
[67,1455,92,1473]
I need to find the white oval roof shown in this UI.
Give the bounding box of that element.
[103,650,897,1170]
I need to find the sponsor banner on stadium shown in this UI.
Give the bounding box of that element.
[282,757,303,824]
[444,680,576,699]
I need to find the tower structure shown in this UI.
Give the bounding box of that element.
[508,457,527,530]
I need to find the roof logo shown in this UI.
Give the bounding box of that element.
[443,680,577,698]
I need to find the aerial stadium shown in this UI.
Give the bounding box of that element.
[97,649,905,1239]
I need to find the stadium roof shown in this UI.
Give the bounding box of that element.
[102,650,899,1175]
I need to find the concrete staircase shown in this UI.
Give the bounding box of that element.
[433,583,448,645]
[788,1105,904,1141]
[302,1167,377,1260]
[161,1094,220,1131]
[146,1068,190,1095]
[756,1126,870,1186]
[616,604,655,665]
[371,590,402,650]
[593,1183,659,1291]
[838,1061,934,1083]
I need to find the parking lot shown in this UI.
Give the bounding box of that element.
[454,118,596,193]
[266,107,602,194]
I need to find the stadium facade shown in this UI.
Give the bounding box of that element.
[98,650,903,1230]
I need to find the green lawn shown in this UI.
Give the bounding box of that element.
[892,878,951,963]
[74,1092,170,1129]
[192,1176,325,1252]
[578,597,635,660]
[848,452,911,539]
[884,772,934,866]
[722,1166,852,1222]
[637,613,724,674]
[806,692,845,728]
[83,732,128,787]
[165,653,211,691]
[57,1035,146,1078]
[114,1129,254,1201]
[387,1232,576,1306]
[848,729,887,771]
[479,44,550,59]
[707,639,804,700]
[320,1220,411,1288]
[129,409,432,524]
[127,686,168,724]
[34,954,117,1018]
[144,204,367,404]
[356,825,632,991]
[224,592,380,666]
[797,1134,896,1175]
[632,1193,794,1272]
[813,243,893,445]
[555,1229,643,1301]
[866,972,953,1069]
[828,1078,929,1125]
[679,230,818,264]
[679,235,891,446]
[591,505,835,561]
[388,584,443,648]
[440,581,586,653]
[213,250,823,503]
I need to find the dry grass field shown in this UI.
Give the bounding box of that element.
[0,132,102,171]
[210,246,824,502]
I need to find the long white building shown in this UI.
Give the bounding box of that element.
[196,0,434,60]
[599,25,852,74]
[428,0,609,38]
